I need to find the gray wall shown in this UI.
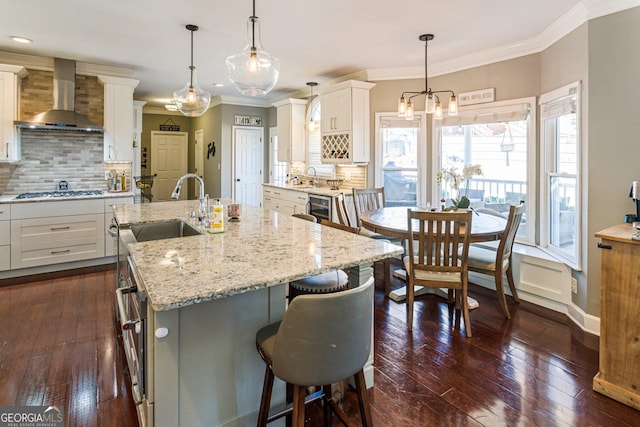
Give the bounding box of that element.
[585,6,640,315]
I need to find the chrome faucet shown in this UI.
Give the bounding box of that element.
[171,174,208,224]
[306,167,318,187]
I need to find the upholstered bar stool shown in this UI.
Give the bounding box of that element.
[288,214,348,300]
[256,277,375,427]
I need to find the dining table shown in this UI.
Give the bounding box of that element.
[359,206,508,304]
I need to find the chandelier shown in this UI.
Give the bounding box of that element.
[226,0,280,96]
[173,25,211,117]
[397,34,457,120]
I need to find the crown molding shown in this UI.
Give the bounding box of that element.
[367,0,640,82]
[215,95,272,108]
[143,106,183,116]
[0,50,136,78]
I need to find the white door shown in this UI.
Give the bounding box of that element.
[233,127,263,206]
[151,131,188,201]
[194,129,204,177]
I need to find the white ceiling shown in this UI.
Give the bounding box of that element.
[0,0,634,109]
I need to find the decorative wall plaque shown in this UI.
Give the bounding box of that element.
[234,115,262,126]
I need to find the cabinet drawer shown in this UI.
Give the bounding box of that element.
[12,199,103,218]
[0,205,10,220]
[0,220,9,245]
[15,243,101,268]
[0,246,9,271]
[11,214,105,269]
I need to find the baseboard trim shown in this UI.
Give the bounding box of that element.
[567,302,601,336]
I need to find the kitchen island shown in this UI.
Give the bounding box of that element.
[113,199,403,427]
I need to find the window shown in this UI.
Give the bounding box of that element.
[375,113,426,207]
[435,98,536,245]
[306,97,333,176]
[540,82,581,269]
[269,127,288,184]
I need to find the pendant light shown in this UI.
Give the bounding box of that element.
[397,34,457,120]
[226,0,280,96]
[306,82,318,132]
[173,25,211,117]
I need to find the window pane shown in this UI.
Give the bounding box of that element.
[440,119,528,236]
[556,113,577,175]
[380,117,419,206]
[549,176,576,256]
[384,170,416,207]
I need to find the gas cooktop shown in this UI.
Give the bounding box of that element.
[15,190,104,199]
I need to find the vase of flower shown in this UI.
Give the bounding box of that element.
[436,164,482,211]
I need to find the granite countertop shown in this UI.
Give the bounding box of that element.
[115,199,403,312]
[263,182,352,197]
[0,191,134,204]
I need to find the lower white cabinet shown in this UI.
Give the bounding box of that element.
[263,186,309,215]
[0,206,10,271]
[11,199,105,269]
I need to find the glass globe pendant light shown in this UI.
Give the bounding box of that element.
[226,0,280,96]
[173,25,211,117]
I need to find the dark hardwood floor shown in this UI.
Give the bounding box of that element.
[0,264,638,426]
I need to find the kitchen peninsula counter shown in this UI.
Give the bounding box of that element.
[113,199,402,427]
[114,199,401,311]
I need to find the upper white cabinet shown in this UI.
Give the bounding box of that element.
[320,80,375,164]
[273,98,307,162]
[0,66,27,162]
[132,100,146,178]
[99,75,139,162]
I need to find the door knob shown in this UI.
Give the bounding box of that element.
[236,178,240,182]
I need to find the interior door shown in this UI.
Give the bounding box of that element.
[194,129,204,177]
[234,127,263,206]
[151,131,188,201]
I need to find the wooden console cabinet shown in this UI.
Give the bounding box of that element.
[594,223,640,410]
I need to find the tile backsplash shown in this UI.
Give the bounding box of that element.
[0,130,129,195]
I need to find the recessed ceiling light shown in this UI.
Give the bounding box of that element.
[213,83,224,87]
[11,36,32,44]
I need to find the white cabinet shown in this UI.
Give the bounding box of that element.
[0,66,27,162]
[0,206,10,271]
[321,88,351,133]
[320,80,375,164]
[99,75,140,162]
[273,98,307,162]
[105,196,134,257]
[11,199,105,269]
[263,186,309,215]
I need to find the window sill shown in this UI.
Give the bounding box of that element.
[473,241,576,270]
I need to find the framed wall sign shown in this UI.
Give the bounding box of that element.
[458,88,496,106]
[234,115,262,126]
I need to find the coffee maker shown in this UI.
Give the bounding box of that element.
[625,181,640,223]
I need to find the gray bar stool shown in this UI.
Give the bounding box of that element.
[289,214,348,300]
[256,277,375,426]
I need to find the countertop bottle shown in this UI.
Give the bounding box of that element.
[209,199,224,233]
[120,173,126,191]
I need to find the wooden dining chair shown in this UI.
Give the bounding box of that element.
[466,202,525,319]
[352,188,405,296]
[405,209,473,336]
[352,188,386,229]
[334,193,353,227]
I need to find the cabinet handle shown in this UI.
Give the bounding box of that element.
[5,142,8,158]
[51,249,71,255]
[51,226,71,231]
[597,242,612,250]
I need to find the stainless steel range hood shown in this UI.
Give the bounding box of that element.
[14,58,103,132]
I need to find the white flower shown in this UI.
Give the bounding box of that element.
[462,164,483,180]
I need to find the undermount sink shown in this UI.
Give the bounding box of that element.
[129,219,201,242]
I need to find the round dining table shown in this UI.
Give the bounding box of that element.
[359,206,508,304]
[359,206,507,243]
